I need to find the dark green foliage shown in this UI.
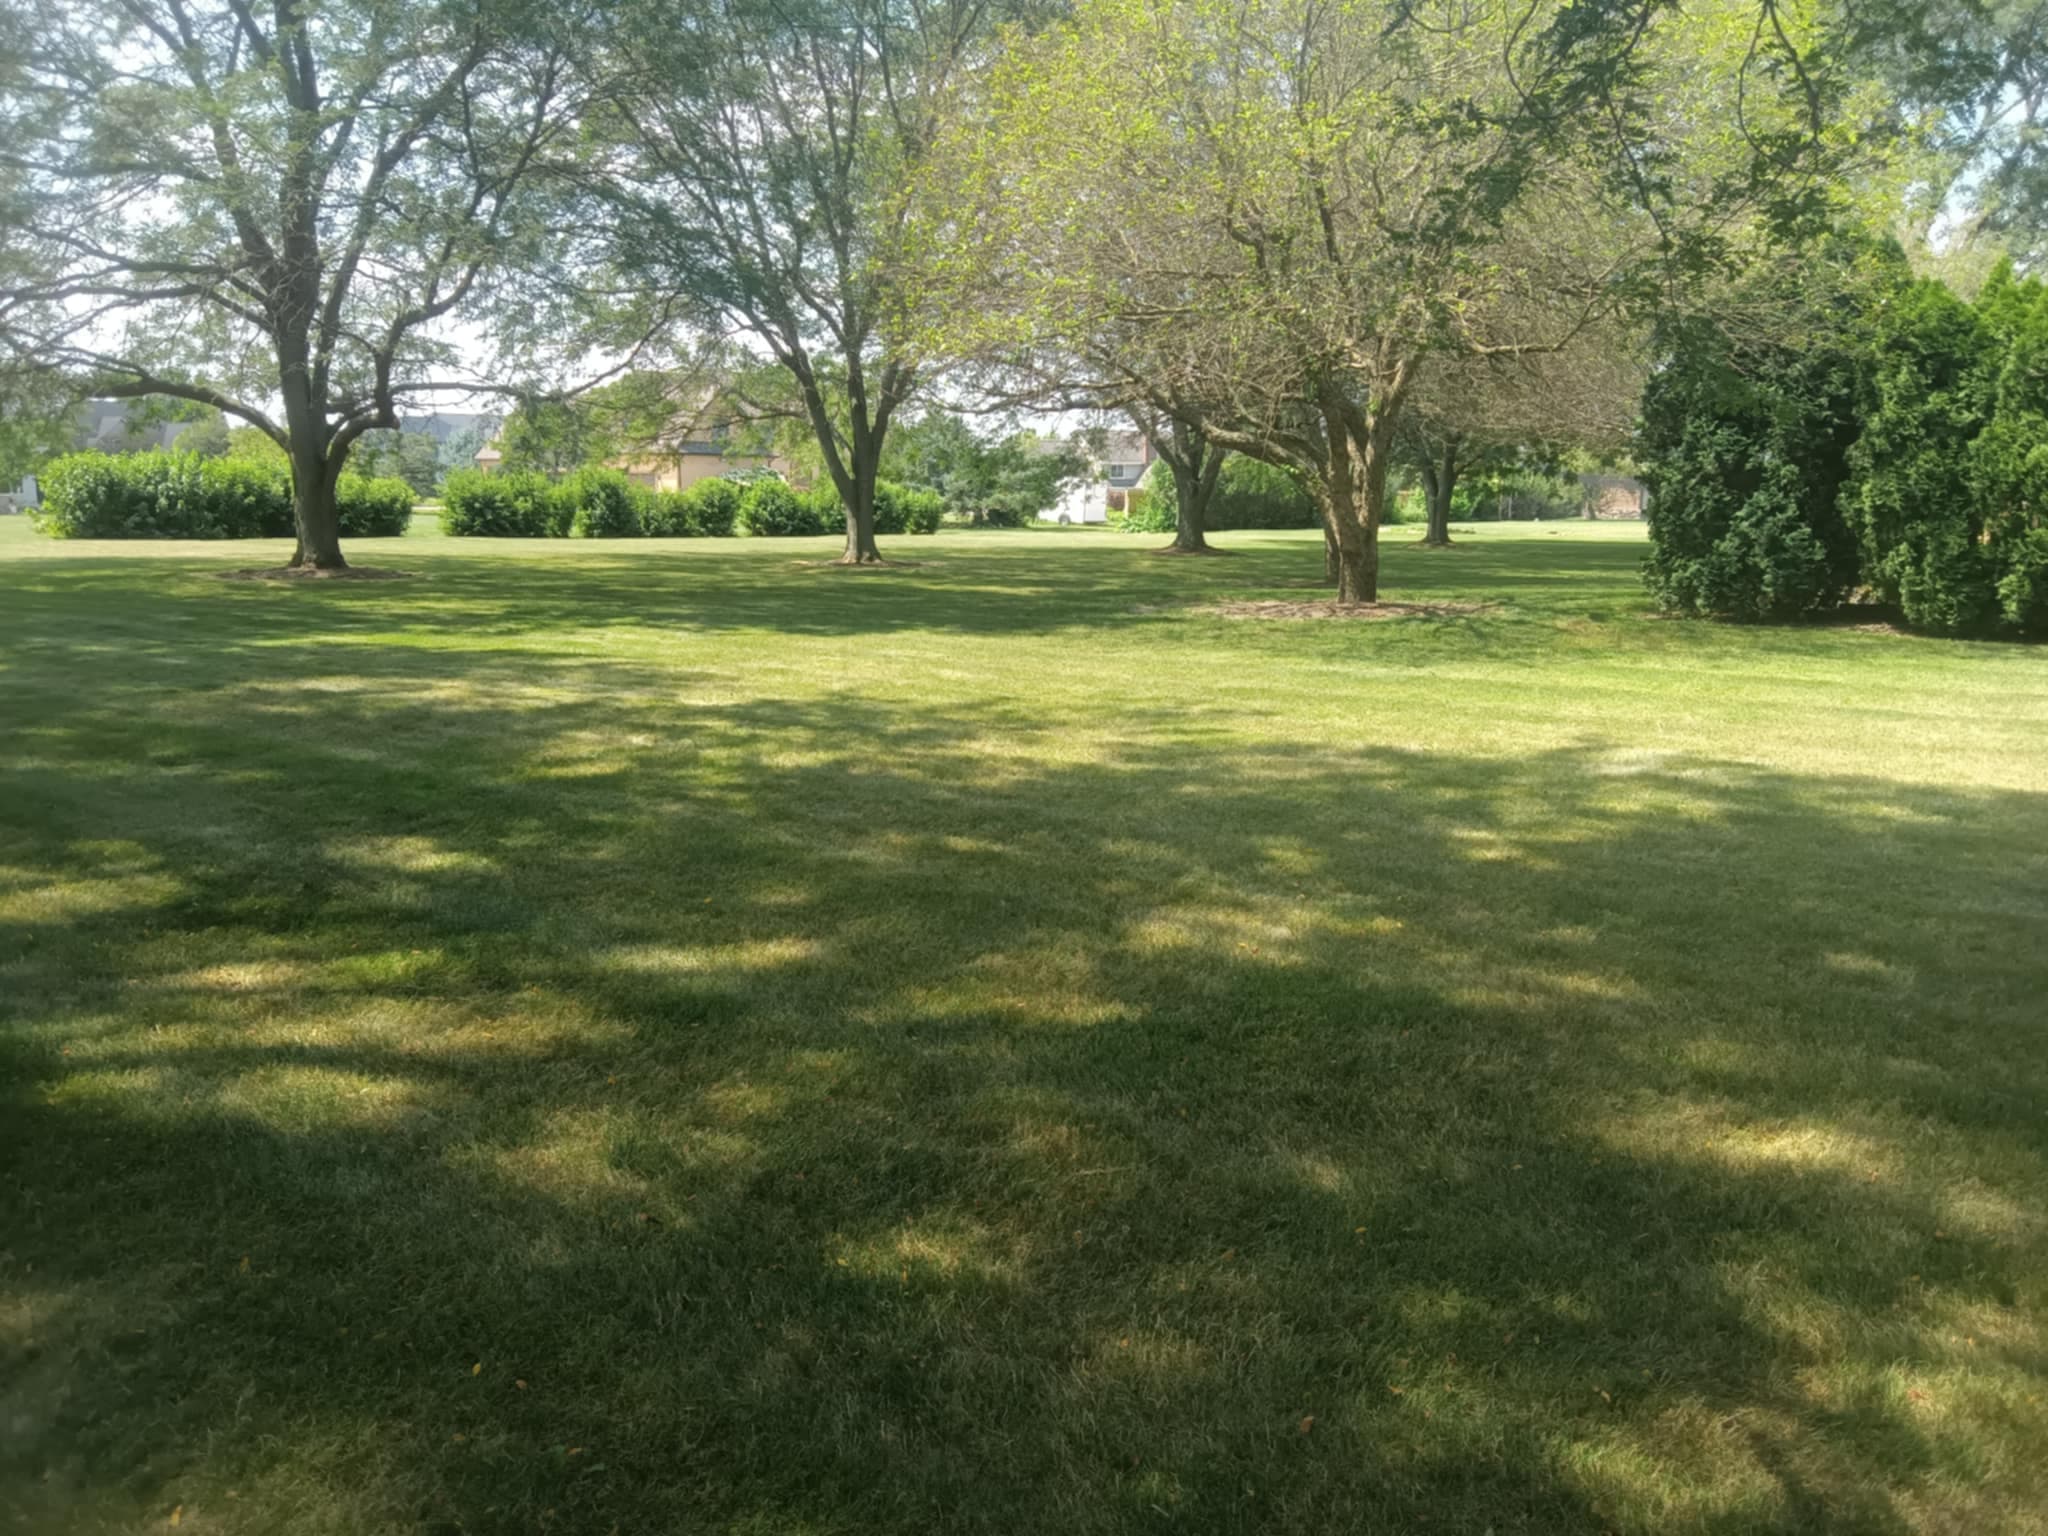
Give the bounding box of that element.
[1997,529,2048,632]
[739,479,832,537]
[334,475,415,538]
[198,458,295,538]
[1843,264,2048,637]
[562,467,645,538]
[642,491,690,537]
[682,478,743,537]
[1208,456,1320,529]
[1844,280,2002,633]
[440,469,564,538]
[31,451,291,538]
[973,441,1078,526]
[1971,266,2048,634]
[872,481,944,535]
[801,482,845,531]
[1646,250,2048,637]
[643,478,748,538]
[1639,315,1865,622]
[33,450,414,541]
[903,487,944,534]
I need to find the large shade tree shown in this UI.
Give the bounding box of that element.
[590,0,1043,564]
[920,0,1889,602]
[0,0,588,567]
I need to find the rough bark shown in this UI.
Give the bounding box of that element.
[1155,419,1226,553]
[790,353,901,566]
[289,469,347,570]
[840,456,883,564]
[1169,470,1211,551]
[1316,390,1401,604]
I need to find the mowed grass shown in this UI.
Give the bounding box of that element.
[2,515,2045,1535]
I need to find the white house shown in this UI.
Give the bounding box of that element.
[1042,429,1154,524]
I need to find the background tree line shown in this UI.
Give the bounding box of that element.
[1,0,2041,582]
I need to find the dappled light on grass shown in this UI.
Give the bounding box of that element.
[1,524,2045,1532]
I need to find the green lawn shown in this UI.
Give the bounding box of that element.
[3,517,2044,1535]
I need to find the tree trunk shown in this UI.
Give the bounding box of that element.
[288,457,346,570]
[1137,414,1225,554]
[1417,439,1457,547]
[1169,471,1210,552]
[839,452,882,564]
[1322,398,1398,606]
[1323,518,1340,583]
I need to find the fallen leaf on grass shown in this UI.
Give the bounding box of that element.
[1298,1416,1315,1434]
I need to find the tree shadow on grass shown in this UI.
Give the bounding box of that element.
[2,656,2045,1533]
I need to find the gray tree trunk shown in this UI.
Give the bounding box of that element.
[289,454,346,569]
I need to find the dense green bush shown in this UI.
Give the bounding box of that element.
[441,468,564,537]
[32,451,291,538]
[1639,308,1866,622]
[561,467,644,538]
[35,451,200,537]
[801,483,845,532]
[1842,265,2048,637]
[871,480,944,535]
[334,475,415,538]
[738,478,832,536]
[200,457,295,537]
[33,450,415,541]
[1968,267,2048,636]
[1844,279,2002,633]
[683,477,743,537]
[902,485,944,534]
[1642,249,2048,638]
[642,490,690,537]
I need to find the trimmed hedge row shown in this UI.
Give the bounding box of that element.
[440,469,941,539]
[29,451,413,539]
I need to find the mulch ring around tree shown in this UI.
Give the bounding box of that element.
[215,566,413,581]
[1171,598,1498,621]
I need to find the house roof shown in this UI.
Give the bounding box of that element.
[73,399,219,452]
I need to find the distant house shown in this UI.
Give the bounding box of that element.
[474,389,793,490]
[73,399,221,454]
[1043,429,1154,525]
[1579,473,1648,520]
